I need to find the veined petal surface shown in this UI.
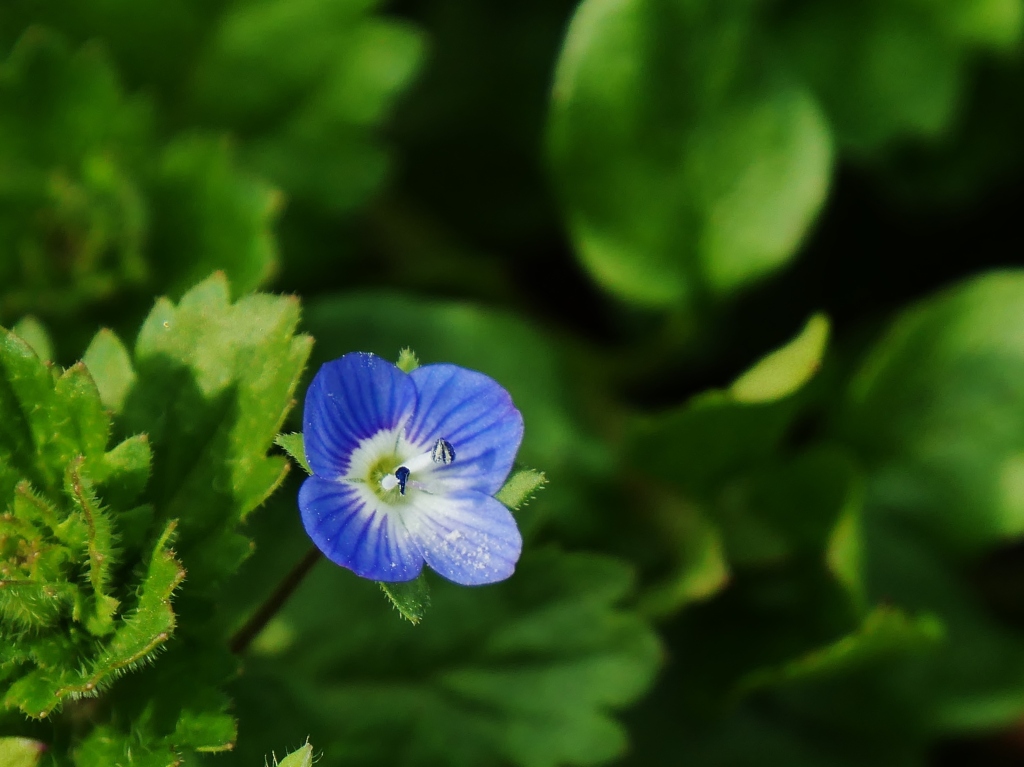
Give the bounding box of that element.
[304,353,417,479]
[299,476,424,582]
[407,364,524,494]
[405,489,522,585]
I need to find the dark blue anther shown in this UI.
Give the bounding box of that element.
[432,438,456,465]
[395,466,411,495]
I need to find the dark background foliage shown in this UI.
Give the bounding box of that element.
[3,0,1024,765]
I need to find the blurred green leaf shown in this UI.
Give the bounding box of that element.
[774,0,1023,155]
[82,327,135,413]
[227,545,661,767]
[845,270,1024,552]
[0,28,148,320]
[11,317,53,363]
[736,606,944,698]
[730,314,829,404]
[192,0,424,210]
[147,135,281,299]
[0,737,46,767]
[303,291,593,480]
[548,0,831,306]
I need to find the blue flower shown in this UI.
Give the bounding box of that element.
[299,352,525,585]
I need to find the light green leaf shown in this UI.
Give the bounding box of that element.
[730,314,829,404]
[495,469,547,511]
[276,742,314,767]
[122,273,312,583]
[11,317,53,363]
[275,433,311,476]
[83,328,136,414]
[0,737,46,767]
[548,0,831,306]
[396,346,419,373]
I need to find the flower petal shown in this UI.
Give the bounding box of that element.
[406,489,522,585]
[303,352,417,479]
[406,364,524,494]
[299,476,424,581]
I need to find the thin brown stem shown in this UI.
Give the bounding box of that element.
[229,545,323,655]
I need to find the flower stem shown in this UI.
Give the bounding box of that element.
[229,545,323,655]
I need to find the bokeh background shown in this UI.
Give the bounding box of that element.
[3,0,1024,764]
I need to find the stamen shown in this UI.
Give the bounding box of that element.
[432,438,456,465]
[379,438,456,495]
[395,466,410,495]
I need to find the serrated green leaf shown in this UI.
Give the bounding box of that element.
[495,469,547,511]
[11,317,53,363]
[275,433,311,476]
[548,0,831,306]
[730,314,829,404]
[65,457,119,636]
[0,737,46,767]
[122,273,311,583]
[3,520,183,718]
[378,576,430,625]
[83,328,135,414]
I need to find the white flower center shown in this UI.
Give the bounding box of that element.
[380,438,456,495]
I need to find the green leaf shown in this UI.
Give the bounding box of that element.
[773,0,1022,155]
[495,469,547,511]
[638,494,729,618]
[396,346,419,373]
[730,314,829,404]
[122,273,312,583]
[0,737,46,767]
[736,606,944,698]
[275,433,311,476]
[276,742,314,767]
[845,270,1024,552]
[0,28,149,320]
[192,0,425,210]
[11,317,53,363]
[378,577,430,626]
[83,328,136,413]
[303,292,589,478]
[548,0,831,306]
[147,135,281,298]
[3,521,183,719]
[227,540,661,767]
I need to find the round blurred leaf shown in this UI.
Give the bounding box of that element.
[846,270,1024,551]
[547,0,832,306]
